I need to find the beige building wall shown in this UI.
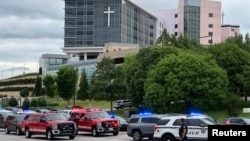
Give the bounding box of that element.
[221,25,240,42]
[200,0,221,45]
[178,0,184,36]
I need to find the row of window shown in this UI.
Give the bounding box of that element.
[175,12,214,18]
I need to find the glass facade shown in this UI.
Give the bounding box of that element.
[184,5,200,40]
[64,0,157,48]
[121,1,156,47]
[46,60,97,83]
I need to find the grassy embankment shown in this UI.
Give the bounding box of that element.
[46,98,250,121]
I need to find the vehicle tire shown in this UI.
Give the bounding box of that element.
[162,134,175,141]
[69,135,75,139]
[25,128,31,138]
[46,129,53,140]
[16,128,21,135]
[120,105,124,109]
[113,130,119,136]
[92,127,99,137]
[132,130,142,141]
[5,126,10,134]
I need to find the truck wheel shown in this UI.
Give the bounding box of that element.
[69,135,75,139]
[113,131,119,136]
[5,126,10,134]
[46,129,53,140]
[25,128,31,138]
[162,134,175,141]
[92,127,99,137]
[132,130,142,141]
[16,128,21,135]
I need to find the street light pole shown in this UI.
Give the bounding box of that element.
[200,34,213,45]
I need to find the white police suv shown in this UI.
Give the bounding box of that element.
[153,114,216,141]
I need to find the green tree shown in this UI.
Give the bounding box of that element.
[77,69,89,100]
[207,43,250,96]
[144,51,228,113]
[126,46,179,108]
[30,98,38,107]
[56,66,78,105]
[33,76,42,96]
[37,97,47,107]
[8,97,18,107]
[43,74,56,98]
[20,88,29,97]
[90,57,125,112]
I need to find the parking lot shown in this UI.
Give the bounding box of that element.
[0,129,151,141]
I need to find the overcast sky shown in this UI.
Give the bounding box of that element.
[0,0,249,79]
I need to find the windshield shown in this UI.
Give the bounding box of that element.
[46,114,67,121]
[16,115,25,122]
[91,111,110,119]
[201,118,216,125]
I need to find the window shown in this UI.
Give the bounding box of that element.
[129,118,139,123]
[209,24,213,28]
[231,28,235,31]
[175,32,178,36]
[175,14,178,18]
[156,119,170,125]
[208,39,213,44]
[150,25,154,29]
[209,13,213,17]
[187,119,203,126]
[175,24,178,28]
[87,11,93,15]
[208,32,213,36]
[141,117,151,123]
[87,31,93,35]
[87,21,93,25]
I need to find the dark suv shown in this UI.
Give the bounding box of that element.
[5,114,25,135]
[127,114,168,141]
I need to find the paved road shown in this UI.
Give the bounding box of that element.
[0,129,151,141]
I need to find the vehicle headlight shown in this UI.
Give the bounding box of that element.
[52,124,58,129]
[97,122,102,127]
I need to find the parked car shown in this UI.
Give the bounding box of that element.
[0,110,14,128]
[127,113,168,141]
[223,117,250,125]
[5,114,25,135]
[111,115,128,131]
[113,99,132,109]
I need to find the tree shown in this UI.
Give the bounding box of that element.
[20,88,29,97]
[56,66,78,105]
[90,57,125,112]
[126,46,180,108]
[30,98,38,107]
[144,51,228,113]
[77,69,89,100]
[207,43,250,97]
[43,74,56,98]
[8,97,18,107]
[33,76,42,96]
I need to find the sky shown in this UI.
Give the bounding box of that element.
[0,0,249,79]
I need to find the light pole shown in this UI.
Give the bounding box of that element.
[200,34,213,45]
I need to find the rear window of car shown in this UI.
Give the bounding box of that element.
[129,117,139,123]
[156,119,170,125]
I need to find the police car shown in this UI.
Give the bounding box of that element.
[153,114,216,141]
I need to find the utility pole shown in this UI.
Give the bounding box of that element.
[222,11,225,25]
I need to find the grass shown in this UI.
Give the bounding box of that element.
[45,98,111,109]
[34,98,250,120]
